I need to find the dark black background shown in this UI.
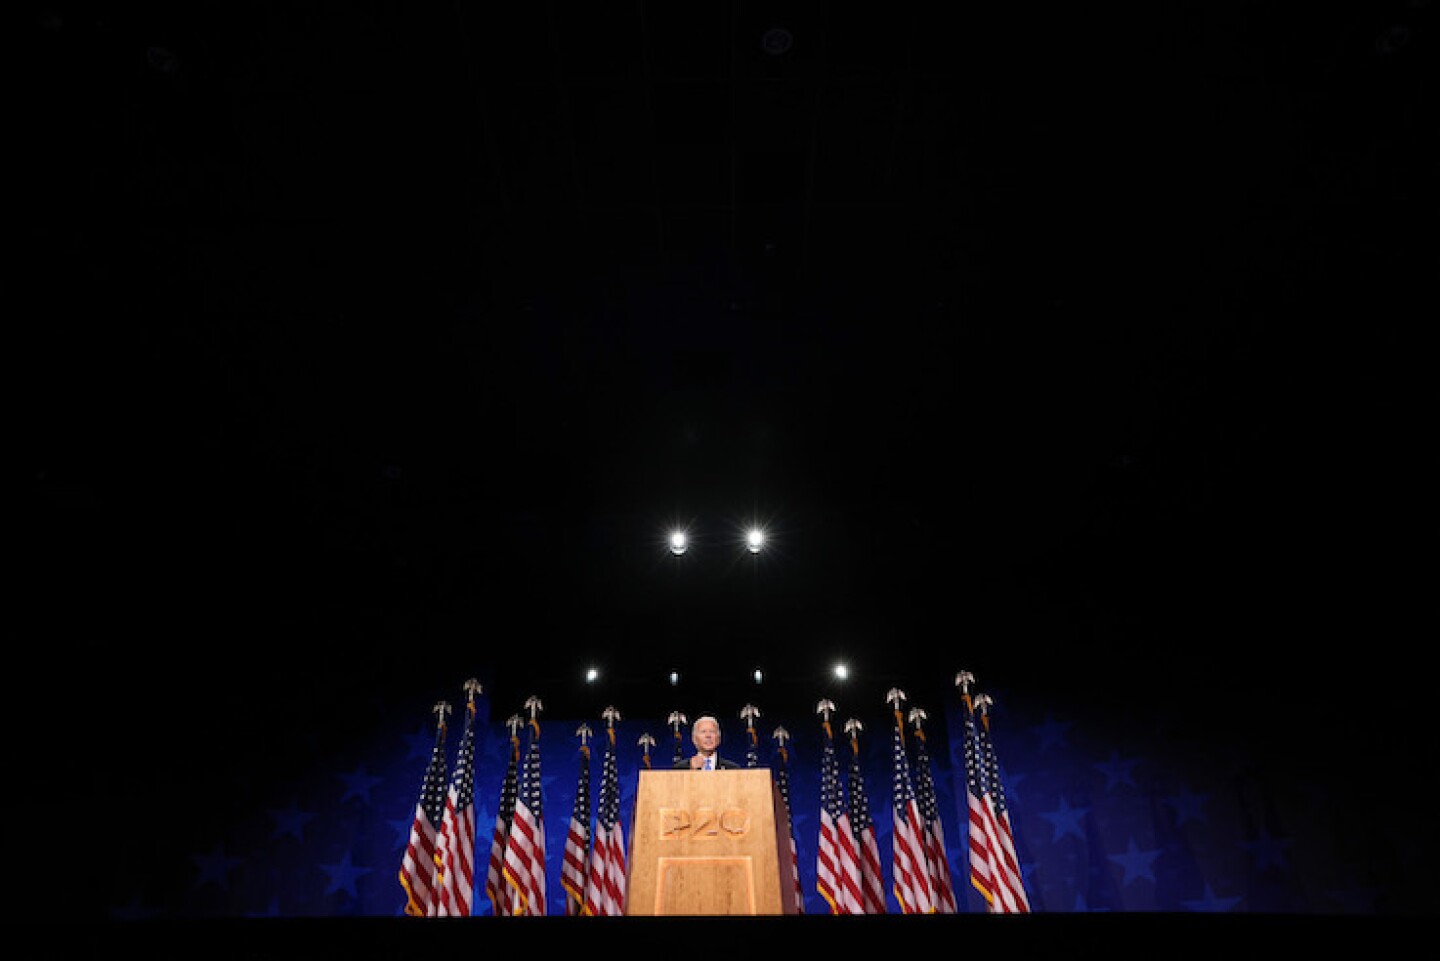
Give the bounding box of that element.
[15,4,1431,917]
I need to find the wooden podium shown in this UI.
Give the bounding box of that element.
[626,768,799,915]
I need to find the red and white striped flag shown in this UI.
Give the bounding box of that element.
[399,701,449,916]
[432,681,481,916]
[772,727,804,914]
[503,698,547,915]
[887,689,936,914]
[561,726,592,916]
[910,708,957,913]
[583,708,626,915]
[957,673,1030,913]
[485,715,521,916]
[974,692,1030,912]
[815,700,864,914]
[844,720,887,914]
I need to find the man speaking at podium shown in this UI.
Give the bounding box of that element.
[635,713,796,914]
[674,715,740,770]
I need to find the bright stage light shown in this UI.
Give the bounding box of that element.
[745,528,765,553]
[585,667,600,683]
[753,668,764,684]
[669,670,680,686]
[833,663,849,681]
[668,530,688,555]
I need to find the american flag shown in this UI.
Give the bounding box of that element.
[485,718,521,916]
[583,716,626,916]
[561,734,591,916]
[503,713,547,915]
[432,690,479,916]
[815,706,863,914]
[399,703,449,917]
[959,685,994,907]
[911,715,957,913]
[887,693,936,914]
[970,693,1030,913]
[772,729,804,914]
[845,723,887,914]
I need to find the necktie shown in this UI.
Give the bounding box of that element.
[704,756,713,771]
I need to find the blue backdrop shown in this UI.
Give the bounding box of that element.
[106,678,1423,919]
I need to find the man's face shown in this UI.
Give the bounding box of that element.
[692,719,721,753]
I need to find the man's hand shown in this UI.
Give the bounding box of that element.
[689,753,708,770]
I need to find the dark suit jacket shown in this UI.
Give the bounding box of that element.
[672,755,741,770]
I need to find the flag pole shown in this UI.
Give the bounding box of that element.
[668,711,688,766]
[844,717,861,755]
[955,670,976,713]
[524,695,543,738]
[638,732,655,769]
[885,687,907,745]
[975,692,994,734]
[816,698,835,740]
[741,703,761,767]
[908,705,927,736]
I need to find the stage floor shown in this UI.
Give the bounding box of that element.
[31,913,1425,960]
